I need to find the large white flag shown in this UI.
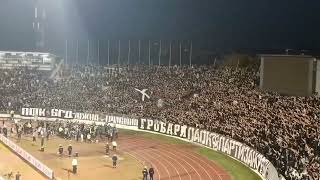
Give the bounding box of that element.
[134,88,150,102]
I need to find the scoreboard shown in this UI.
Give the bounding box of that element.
[260,54,315,96]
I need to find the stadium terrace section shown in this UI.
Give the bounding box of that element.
[0,65,319,180]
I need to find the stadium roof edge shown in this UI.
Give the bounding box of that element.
[258,54,314,58]
[0,51,52,56]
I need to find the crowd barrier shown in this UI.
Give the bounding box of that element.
[0,107,284,180]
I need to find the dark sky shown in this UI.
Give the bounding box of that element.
[0,0,320,54]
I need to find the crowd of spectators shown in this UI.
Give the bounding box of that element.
[0,64,319,180]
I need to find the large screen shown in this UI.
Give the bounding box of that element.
[260,55,314,96]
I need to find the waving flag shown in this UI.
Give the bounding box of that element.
[134,88,150,102]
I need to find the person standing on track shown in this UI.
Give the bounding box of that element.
[27,121,32,134]
[142,166,148,180]
[40,135,45,152]
[15,171,21,180]
[112,141,117,152]
[87,133,91,143]
[72,158,78,174]
[32,131,36,145]
[3,124,7,137]
[17,127,22,141]
[149,167,154,180]
[112,154,118,168]
[81,133,84,142]
[58,144,63,156]
[105,143,110,155]
[46,129,50,140]
[68,144,73,157]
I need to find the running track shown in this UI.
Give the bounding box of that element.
[117,135,232,180]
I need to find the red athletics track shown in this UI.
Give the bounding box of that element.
[117,134,232,180]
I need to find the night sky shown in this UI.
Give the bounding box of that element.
[0,0,319,55]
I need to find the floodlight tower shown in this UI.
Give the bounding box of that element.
[33,0,47,51]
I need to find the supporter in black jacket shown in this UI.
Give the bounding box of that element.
[149,167,154,180]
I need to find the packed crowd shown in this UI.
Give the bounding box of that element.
[2,119,118,144]
[0,64,319,180]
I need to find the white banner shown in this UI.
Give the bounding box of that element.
[0,135,53,179]
[105,115,139,127]
[21,107,101,122]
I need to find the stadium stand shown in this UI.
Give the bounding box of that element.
[0,63,319,180]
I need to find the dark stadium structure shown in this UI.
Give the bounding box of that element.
[260,55,318,96]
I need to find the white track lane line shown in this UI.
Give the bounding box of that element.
[152,149,191,180]
[141,148,181,180]
[121,138,201,180]
[162,143,224,180]
[130,149,168,180]
[126,151,161,180]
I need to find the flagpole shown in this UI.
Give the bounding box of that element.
[179,42,182,67]
[65,40,68,65]
[97,40,100,65]
[138,40,141,64]
[148,40,151,67]
[169,41,172,68]
[76,40,78,65]
[189,40,192,67]
[118,40,121,66]
[87,40,89,65]
[127,40,131,65]
[107,40,110,66]
[158,40,161,66]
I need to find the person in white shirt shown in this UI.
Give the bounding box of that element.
[27,122,32,134]
[80,133,84,142]
[72,158,78,174]
[87,133,91,143]
[112,141,117,152]
[32,131,37,145]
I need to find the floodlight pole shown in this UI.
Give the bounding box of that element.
[169,41,172,67]
[127,40,131,65]
[189,40,192,67]
[148,40,151,67]
[158,40,161,66]
[65,40,68,65]
[87,40,90,65]
[97,40,100,65]
[179,42,182,67]
[76,40,79,65]
[118,40,121,66]
[138,40,141,64]
[107,40,110,66]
